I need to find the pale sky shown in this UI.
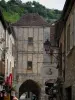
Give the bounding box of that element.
[5,0,66,10]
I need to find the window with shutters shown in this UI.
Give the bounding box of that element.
[67,24,70,52]
[27,61,32,70]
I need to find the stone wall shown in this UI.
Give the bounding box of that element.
[13,26,58,100]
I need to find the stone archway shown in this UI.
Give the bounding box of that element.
[19,79,41,100]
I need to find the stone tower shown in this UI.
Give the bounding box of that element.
[12,13,58,100]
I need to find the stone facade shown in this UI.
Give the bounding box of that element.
[0,10,15,92]
[5,28,15,81]
[13,13,58,100]
[65,2,75,86]
[0,15,6,76]
[64,2,75,100]
[56,0,75,100]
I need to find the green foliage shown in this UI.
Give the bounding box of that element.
[3,10,20,23]
[0,0,62,23]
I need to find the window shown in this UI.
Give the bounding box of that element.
[28,37,33,45]
[27,61,32,70]
[67,24,70,52]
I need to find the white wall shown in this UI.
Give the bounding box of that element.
[0,21,5,60]
[5,30,15,79]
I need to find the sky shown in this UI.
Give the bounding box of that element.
[5,0,66,10]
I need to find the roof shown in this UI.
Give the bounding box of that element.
[6,22,16,39]
[12,13,50,26]
[55,0,75,42]
[61,0,75,21]
[0,9,6,29]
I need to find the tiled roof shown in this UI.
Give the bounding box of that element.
[12,13,50,26]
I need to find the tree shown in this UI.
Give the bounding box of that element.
[7,0,16,4]
[0,0,62,23]
[0,0,6,9]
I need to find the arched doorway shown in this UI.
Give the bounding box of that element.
[19,80,41,100]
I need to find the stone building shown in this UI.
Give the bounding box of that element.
[13,13,58,100]
[55,20,65,100]
[55,0,75,100]
[0,10,16,99]
[5,23,16,87]
[0,10,6,86]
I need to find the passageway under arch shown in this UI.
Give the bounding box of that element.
[19,79,41,100]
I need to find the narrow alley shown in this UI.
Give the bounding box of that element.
[0,0,75,100]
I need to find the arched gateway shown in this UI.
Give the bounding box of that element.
[19,80,41,100]
[12,13,58,100]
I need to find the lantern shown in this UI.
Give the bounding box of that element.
[44,39,51,54]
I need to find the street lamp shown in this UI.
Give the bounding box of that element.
[44,39,54,64]
[44,39,51,54]
[44,39,64,64]
[44,39,58,55]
